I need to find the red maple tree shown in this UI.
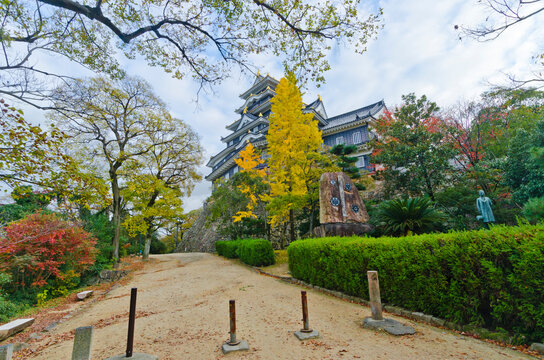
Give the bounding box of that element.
[0,212,97,288]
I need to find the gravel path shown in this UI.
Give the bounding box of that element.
[24,253,535,359]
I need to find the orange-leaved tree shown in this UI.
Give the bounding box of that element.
[0,212,97,289]
[372,93,455,200]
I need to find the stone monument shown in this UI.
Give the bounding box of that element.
[313,172,373,237]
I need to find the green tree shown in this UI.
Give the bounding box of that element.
[50,76,186,262]
[522,196,544,224]
[207,173,268,240]
[438,89,544,227]
[265,74,323,247]
[0,0,381,107]
[0,101,107,206]
[121,119,203,260]
[79,208,115,271]
[372,94,455,200]
[329,144,365,190]
[0,186,52,225]
[504,120,544,204]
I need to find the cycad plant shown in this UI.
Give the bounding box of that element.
[377,197,445,236]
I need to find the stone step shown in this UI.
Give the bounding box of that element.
[0,319,35,341]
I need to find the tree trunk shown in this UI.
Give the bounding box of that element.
[143,235,151,260]
[280,222,288,249]
[289,208,295,246]
[309,204,315,236]
[110,173,121,263]
[418,157,435,201]
[141,192,159,260]
[142,218,154,260]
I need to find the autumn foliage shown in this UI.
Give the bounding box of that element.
[0,212,97,288]
[233,142,266,222]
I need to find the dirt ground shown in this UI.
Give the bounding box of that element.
[19,253,537,360]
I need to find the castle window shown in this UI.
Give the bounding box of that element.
[336,135,345,145]
[353,131,362,144]
[356,156,365,168]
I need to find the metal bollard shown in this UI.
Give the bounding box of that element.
[300,291,313,333]
[126,288,137,358]
[228,300,240,346]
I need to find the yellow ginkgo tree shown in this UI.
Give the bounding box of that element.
[265,73,323,247]
[232,142,267,223]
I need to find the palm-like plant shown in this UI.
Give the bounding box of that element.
[377,197,445,236]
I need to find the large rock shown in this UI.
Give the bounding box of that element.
[175,206,225,253]
[99,270,128,283]
[313,223,373,237]
[530,343,544,355]
[319,172,369,223]
[314,172,373,237]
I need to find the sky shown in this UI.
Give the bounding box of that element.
[9,0,544,211]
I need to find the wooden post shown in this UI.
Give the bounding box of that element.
[367,271,383,320]
[301,291,311,332]
[228,300,240,345]
[126,288,137,358]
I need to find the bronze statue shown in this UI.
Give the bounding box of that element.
[476,190,495,229]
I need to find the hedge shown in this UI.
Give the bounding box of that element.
[215,240,242,258]
[287,224,544,343]
[238,239,275,267]
[216,239,275,267]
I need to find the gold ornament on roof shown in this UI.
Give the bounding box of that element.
[259,113,263,117]
[243,107,247,114]
[318,94,323,101]
[256,70,261,76]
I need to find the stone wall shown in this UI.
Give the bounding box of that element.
[174,206,225,253]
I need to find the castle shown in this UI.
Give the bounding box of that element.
[206,74,385,183]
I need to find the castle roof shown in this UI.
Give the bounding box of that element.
[321,100,385,132]
[239,74,279,100]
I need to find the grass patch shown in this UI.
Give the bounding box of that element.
[274,250,288,265]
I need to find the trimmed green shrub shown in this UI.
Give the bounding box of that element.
[216,239,275,266]
[288,225,544,343]
[238,239,275,267]
[215,240,242,258]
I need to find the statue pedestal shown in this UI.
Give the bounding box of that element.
[313,223,373,237]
